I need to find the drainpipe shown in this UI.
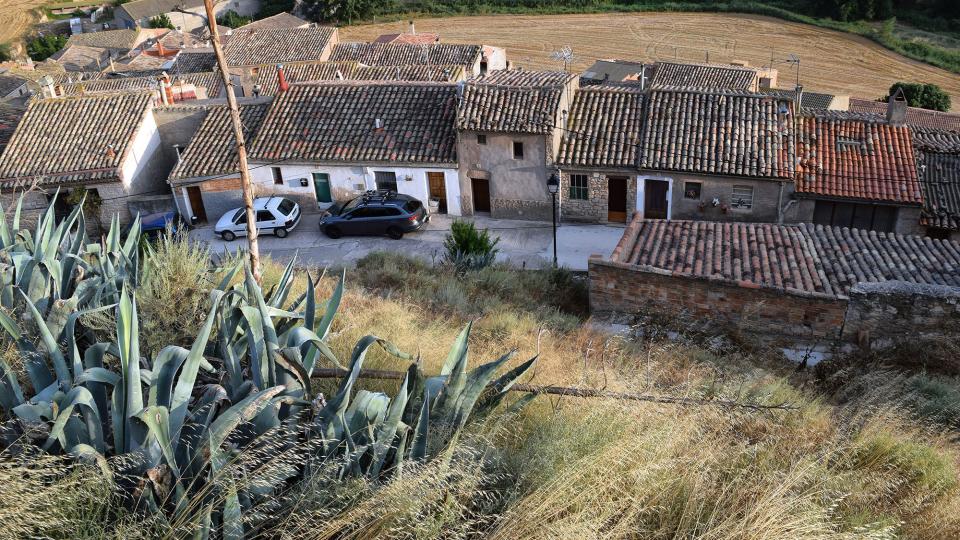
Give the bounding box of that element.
[777,181,784,223]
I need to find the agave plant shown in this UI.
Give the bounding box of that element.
[0,239,537,538]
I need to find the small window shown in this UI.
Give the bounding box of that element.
[272,167,283,185]
[731,185,753,209]
[374,171,398,192]
[513,141,524,159]
[569,174,589,200]
[477,134,487,145]
[256,210,274,223]
[684,182,702,200]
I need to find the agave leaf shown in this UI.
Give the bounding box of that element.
[134,406,182,480]
[275,346,311,397]
[13,401,53,423]
[216,258,244,292]
[199,385,285,460]
[0,357,25,410]
[82,342,112,423]
[316,268,345,340]
[448,350,515,429]
[121,214,141,258]
[368,372,409,479]
[68,443,113,479]
[149,346,190,408]
[45,386,105,454]
[410,397,430,461]
[267,254,297,309]
[115,287,144,453]
[477,355,539,413]
[345,390,389,443]
[18,289,71,384]
[77,367,121,386]
[169,290,224,440]
[12,194,22,232]
[440,322,471,376]
[222,476,244,540]
[283,326,345,373]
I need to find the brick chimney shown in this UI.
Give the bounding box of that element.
[106,144,116,159]
[38,75,57,99]
[409,20,415,35]
[276,63,289,92]
[158,73,174,104]
[156,39,165,57]
[887,87,907,126]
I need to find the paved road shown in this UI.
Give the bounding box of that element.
[189,213,625,271]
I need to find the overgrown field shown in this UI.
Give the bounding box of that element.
[0,0,44,47]
[342,12,960,111]
[4,230,960,539]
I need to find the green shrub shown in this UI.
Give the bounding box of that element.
[26,34,68,61]
[0,43,11,62]
[885,81,952,111]
[148,14,174,29]
[217,9,252,28]
[443,220,500,271]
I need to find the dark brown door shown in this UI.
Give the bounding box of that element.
[644,180,669,219]
[607,176,628,222]
[186,186,207,223]
[428,172,447,213]
[472,178,491,213]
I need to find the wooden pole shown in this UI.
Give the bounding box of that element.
[309,368,798,412]
[202,0,261,284]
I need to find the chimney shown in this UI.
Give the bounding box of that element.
[276,63,289,92]
[887,87,907,126]
[795,84,803,111]
[159,72,174,104]
[106,144,116,159]
[374,118,383,131]
[38,75,56,98]
[156,39,165,56]
[409,20,415,35]
[54,84,63,97]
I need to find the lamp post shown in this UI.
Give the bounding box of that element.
[547,171,560,268]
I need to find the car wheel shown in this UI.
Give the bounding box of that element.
[387,226,404,240]
[274,227,288,238]
[222,231,236,242]
[324,225,342,239]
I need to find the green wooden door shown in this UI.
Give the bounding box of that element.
[313,173,332,204]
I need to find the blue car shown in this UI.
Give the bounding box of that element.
[134,211,190,240]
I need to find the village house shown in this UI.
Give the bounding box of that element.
[56,71,222,101]
[791,102,922,235]
[580,59,647,86]
[456,70,578,220]
[169,50,218,73]
[0,105,23,155]
[589,216,960,346]
[65,28,162,57]
[0,75,29,103]
[848,97,960,131]
[636,88,796,223]
[761,87,849,111]
[223,26,339,67]
[0,92,167,228]
[556,85,645,223]
[911,127,960,240]
[247,62,466,97]
[234,12,310,31]
[168,102,269,223]
[115,0,259,33]
[51,46,112,72]
[329,43,485,76]
[374,21,440,46]
[238,81,461,215]
[648,60,777,92]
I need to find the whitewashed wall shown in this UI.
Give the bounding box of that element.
[249,163,461,216]
[120,109,162,189]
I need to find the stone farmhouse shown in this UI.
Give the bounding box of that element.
[115,0,260,33]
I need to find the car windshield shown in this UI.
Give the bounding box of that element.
[341,197,363,213]
[277,199,296,215]
[232,209,244,222]
[403,200,422,213]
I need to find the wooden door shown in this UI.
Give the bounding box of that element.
[607,176,628,222]
[644,180,669,219]
[428,172,447,213]
[186,186,206,223]
[472,178,491,213]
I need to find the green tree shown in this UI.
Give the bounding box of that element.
[0,42,12,62]
[301,0,378,24]
[26,34,68,61]
[217,9,252,28]
[148,14,174,29]
[886,81,952,112]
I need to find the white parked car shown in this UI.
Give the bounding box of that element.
[214,197,301,241]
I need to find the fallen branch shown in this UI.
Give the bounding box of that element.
[310,368,798,412]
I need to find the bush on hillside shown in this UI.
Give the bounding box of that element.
[0,43,12,62]
[148,14,174,29]
[885,81,952,111]
[217,9,252,27]
[443,220,500,271]
[26,34,68,61]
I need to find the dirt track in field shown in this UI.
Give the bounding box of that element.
[342,12,960,111]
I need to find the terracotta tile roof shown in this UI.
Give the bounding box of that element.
[639,89,795,178]
[650,61,758,90]
[470,70,574,87]
[457,74,567,134]
[0,105,24,155]
[848,98,960,131]
[0,92,153,187]
[0,75,27,96]
[169,103,268,182]
[610,217,960,297]
[374,33,440,45]
[236,12,309,31]
[177,72,223,97]
[52,46,111,71]
[329,42,481,67]
[248,81,458,164]
[912,127,960,153]
[119,0,203,20]
[66,29,149,51]
[56,72,221,98]
[911,128,960,230]
[223,27,337,66]
[252,62,358,95]
[558,85,645,168]
[170,51,217,73]
[761,88,837,110]
[795,113,921,204]
[354,64,465,82]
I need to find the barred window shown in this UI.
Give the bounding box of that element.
[731,185,754,209]
[569,174,589,200]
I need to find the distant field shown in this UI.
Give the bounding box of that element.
[343,12,960,112]
[0,0,44,46]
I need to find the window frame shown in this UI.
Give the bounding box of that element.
[568,174,589,200]
[374,171,398,192]
[512,141,524,160]
[271,167,283,186]
[477,133,487,145]
[730,185,754,210]
[684,181,702,200]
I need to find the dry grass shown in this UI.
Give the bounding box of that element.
[0,0,44,46]
[342,12,960,111]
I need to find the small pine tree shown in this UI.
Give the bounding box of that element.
[148,14,175,29]
[26,34,68,61]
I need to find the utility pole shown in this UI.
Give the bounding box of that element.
[203,0,261,283]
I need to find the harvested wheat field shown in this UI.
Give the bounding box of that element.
[342,12,960,111]
[0,0,44,46]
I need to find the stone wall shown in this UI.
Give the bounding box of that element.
[588,256,848,343]
[560,170,637,223]
[842,281,960,350]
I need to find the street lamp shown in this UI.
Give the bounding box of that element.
[547,171,560,268]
